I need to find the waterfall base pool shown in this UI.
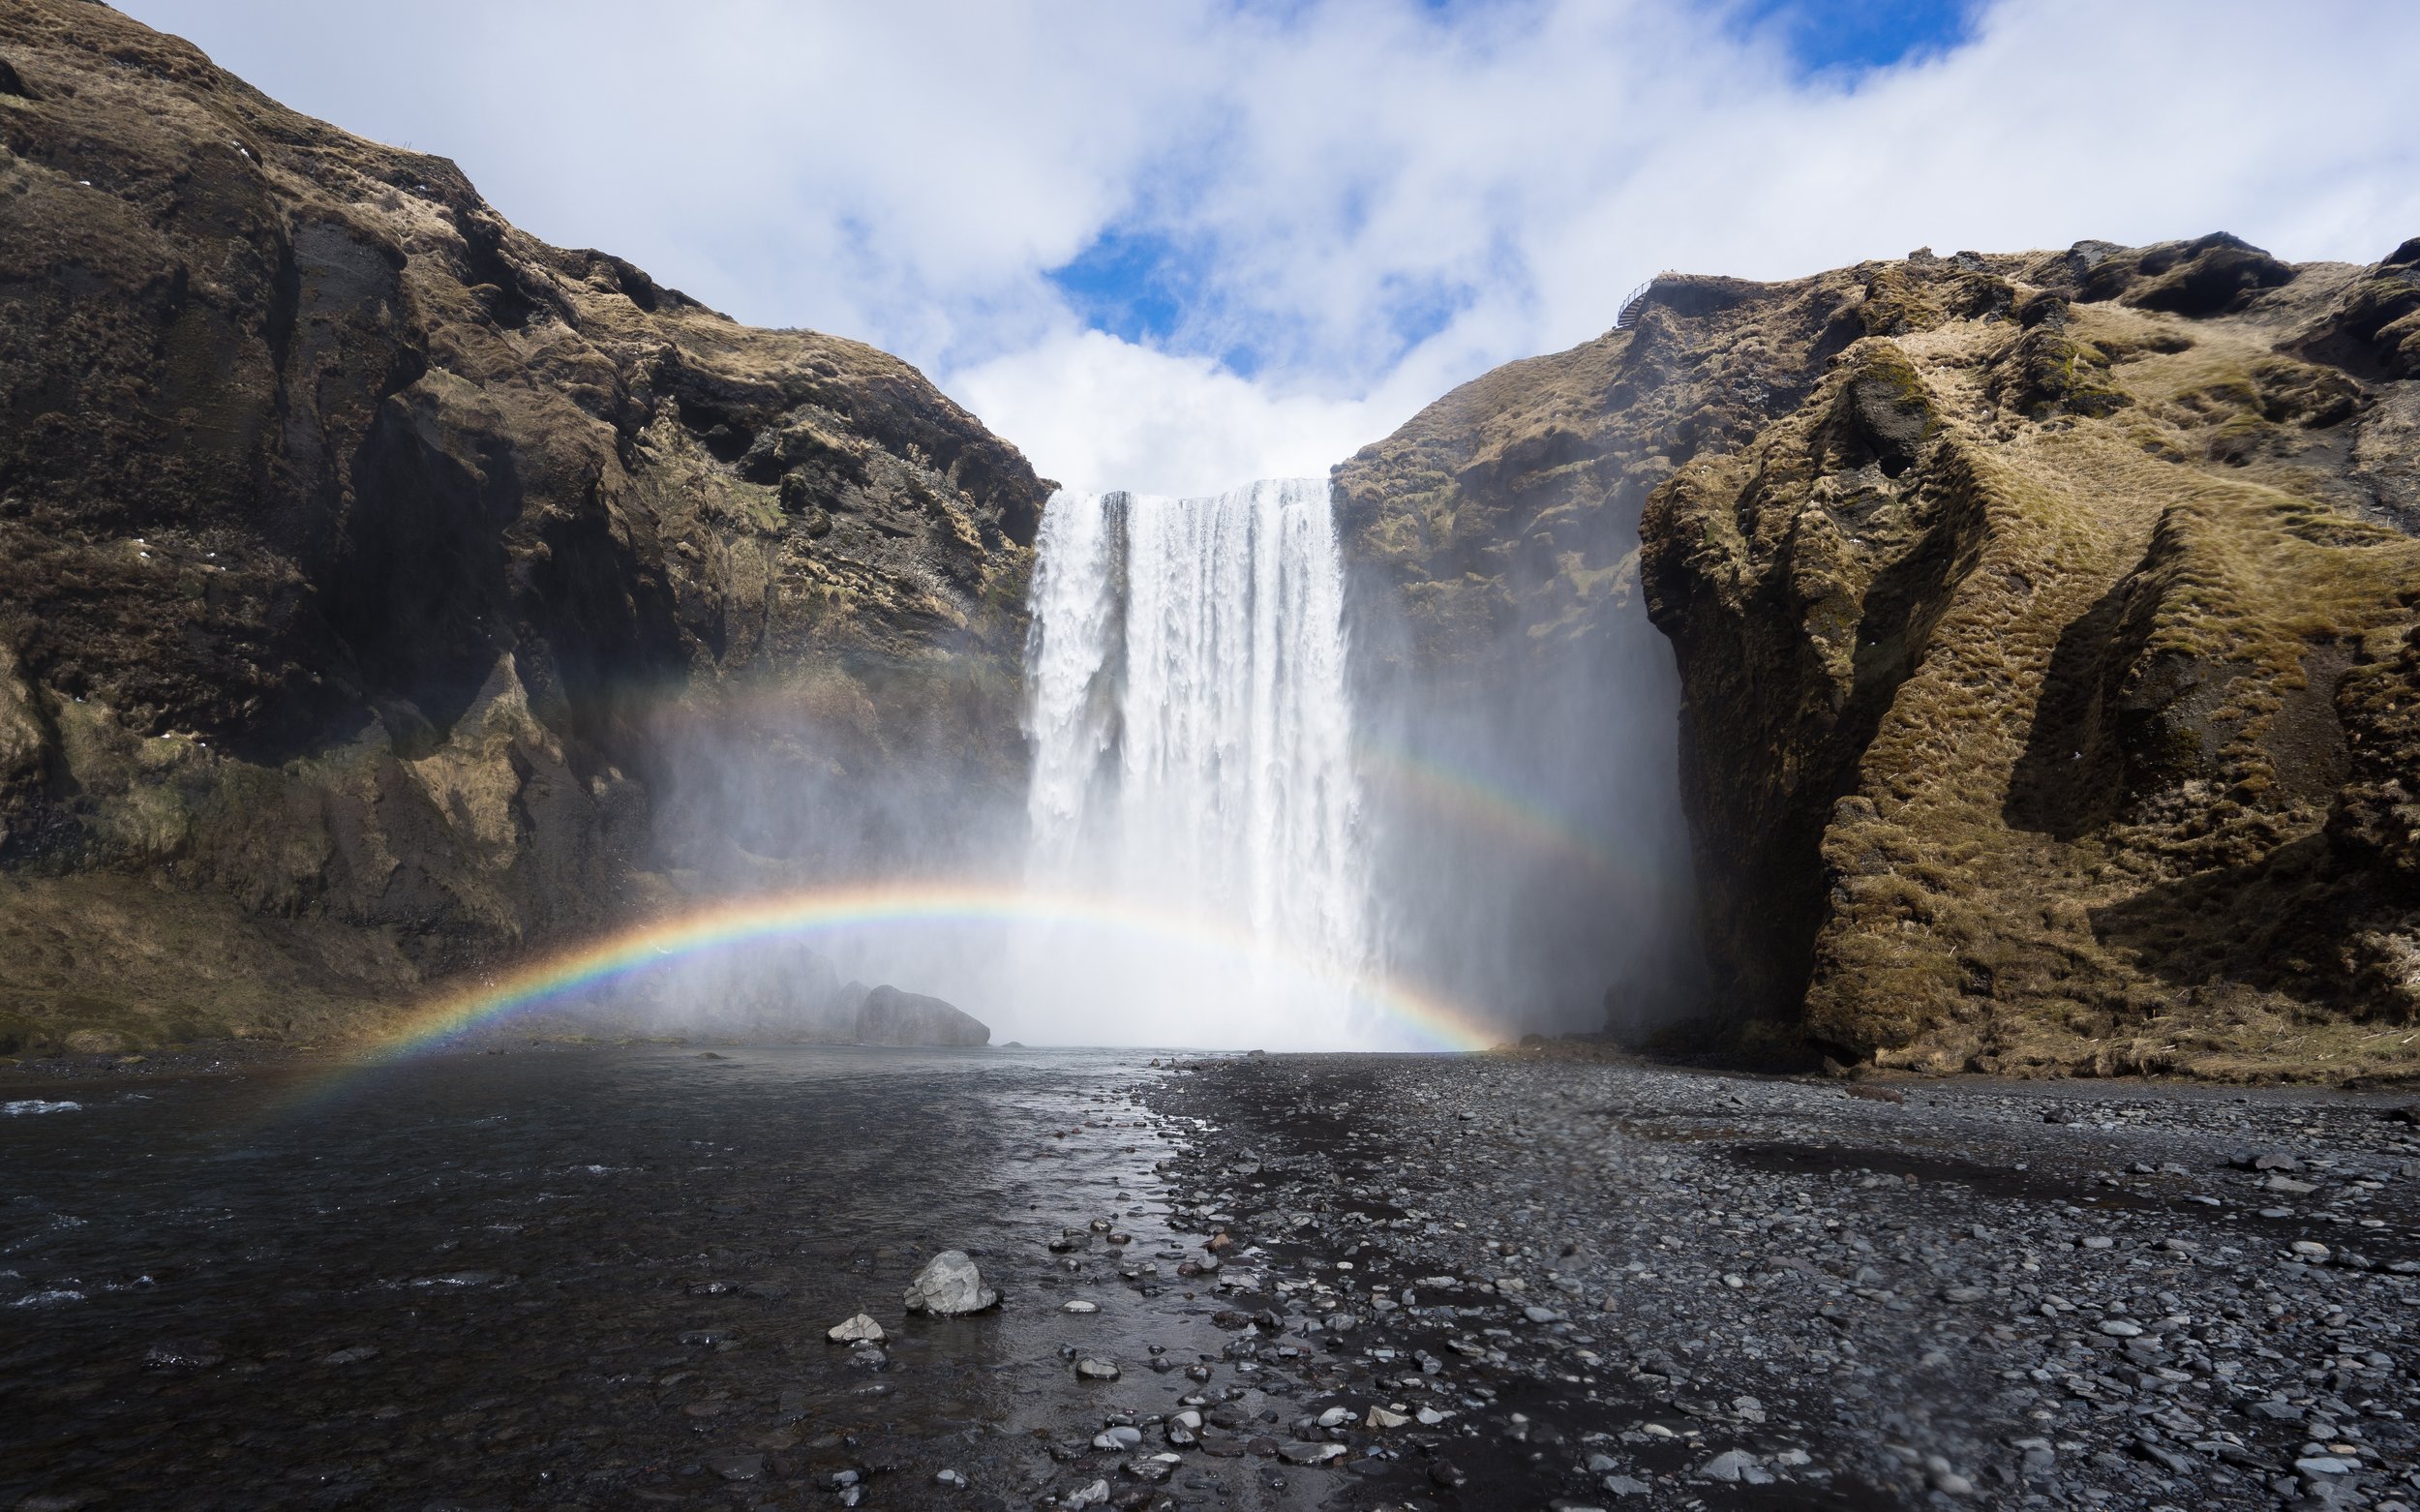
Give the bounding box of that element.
[0,1044,1306,1510]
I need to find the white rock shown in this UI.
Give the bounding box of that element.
[1062,1299,1099,1314]
[827,1313,885,1344]
[903,1250,998,1315]
[1367,1406,1410,1429]
[1698,1449,1769,1484]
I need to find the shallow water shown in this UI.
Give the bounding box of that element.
[0,1044,1240,1509]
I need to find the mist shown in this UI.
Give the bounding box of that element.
[1344,486,1705,1045]
[594,469,1698,1053]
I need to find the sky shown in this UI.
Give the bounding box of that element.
[120,0,2420,495]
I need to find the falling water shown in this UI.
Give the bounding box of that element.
[1018,479,1375,1046]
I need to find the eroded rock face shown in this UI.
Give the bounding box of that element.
[1638,241,2420,1076]
[1348,238,2420,1078]
[0,4,1045,1050]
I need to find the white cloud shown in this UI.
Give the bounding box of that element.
[951,327,1404,497]
[121,0,2420,494]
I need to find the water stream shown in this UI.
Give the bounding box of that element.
[0,1047,1227,1507]
[1018,481,1376,1048]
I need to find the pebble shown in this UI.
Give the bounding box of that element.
[1697,1449,1770,1484]
[1140,1053,2420,1511]
[703,1452,763,1482]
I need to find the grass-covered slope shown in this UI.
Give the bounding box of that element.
[0,2,1046,1051]
[1346,234,2420,1080]
[1649,237,2420,1079]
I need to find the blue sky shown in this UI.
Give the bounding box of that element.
[120,0,2420,493]
[1739,0,1977,72]
[1045,1,1981,358]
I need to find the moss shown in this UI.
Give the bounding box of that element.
[1611,242,2420,1079]
[1992,328,2132,419]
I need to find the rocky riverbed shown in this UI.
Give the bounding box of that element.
[1140,1053,2420,1510]
[6,1045,2418,1511]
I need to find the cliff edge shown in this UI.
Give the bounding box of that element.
[0,2,1044,1052]
[1346,234,2420,1080]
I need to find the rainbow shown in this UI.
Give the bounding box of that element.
[356,881,1500,1061]
[1354,744,1669,905]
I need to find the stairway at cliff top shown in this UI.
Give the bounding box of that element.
[1018,480,1379,1048]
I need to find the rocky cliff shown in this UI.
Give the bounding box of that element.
[1343,234,2420,1080]
[1333,296,1710,1036]
[0,2,1045,1052]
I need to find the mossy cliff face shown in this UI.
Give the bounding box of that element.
[1347,234,2420,1080]
[0,3,1044,1051]
[1647,238,2420,1078]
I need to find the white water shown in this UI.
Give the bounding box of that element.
[1014,479,1377,1047]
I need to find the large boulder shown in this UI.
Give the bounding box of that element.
[856,985,989,1047]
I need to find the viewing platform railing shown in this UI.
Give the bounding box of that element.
[1615,272,1679,329]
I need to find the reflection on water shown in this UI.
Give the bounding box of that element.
[0,1045,1213,1508]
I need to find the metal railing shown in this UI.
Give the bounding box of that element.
[1615,272,1679,329]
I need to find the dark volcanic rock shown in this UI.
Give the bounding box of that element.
[1145,1051,2420,1510]
[0,4,1046,1051]
[856,984,989,1047]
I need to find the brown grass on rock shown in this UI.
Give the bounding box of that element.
[1346,240,2420,1082]
[0,3,1044,1051]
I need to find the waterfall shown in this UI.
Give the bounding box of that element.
[1018,479,1374,1045]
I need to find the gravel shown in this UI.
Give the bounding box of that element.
[1135,1052,2420,1509]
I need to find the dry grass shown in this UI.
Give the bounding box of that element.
[1625,251,2420,1083]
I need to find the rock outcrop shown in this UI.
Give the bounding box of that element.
[0,3,1044,1051]
[1346,236,2420,1080]
[855,984,989,1047]
[1333,297,1709,1036]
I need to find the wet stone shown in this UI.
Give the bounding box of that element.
[826,1313,884,1344]
[902,1250,998,1315]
